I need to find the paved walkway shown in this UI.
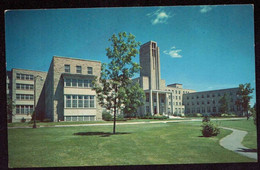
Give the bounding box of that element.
[219,126,258,160]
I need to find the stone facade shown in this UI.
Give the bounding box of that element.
[183,88,242,116]
[44,56,102,122]
[9,68,47,122]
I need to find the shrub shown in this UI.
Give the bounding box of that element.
[28,120,40,124]
[201,122,220,137]
[196,113,202,117]
[102,110,112,121]
[21,117,26,123]
[202,115,210,122]
[221,113,229,117]
[42,118,51,122]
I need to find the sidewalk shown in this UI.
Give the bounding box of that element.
[219,126,258,160]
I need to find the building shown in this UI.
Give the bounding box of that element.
[44,56,102,122]
[7,41,243,122]
[135,41,241,116]
[183,88,242,116]
[7,56,102,122]
[135,41,196,116]
[8,68,47,122]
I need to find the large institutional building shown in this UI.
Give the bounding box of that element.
[7,41,242,122]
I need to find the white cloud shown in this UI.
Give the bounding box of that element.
[163,46,182,58]
[200,6,212,13]
[147,9,171,25]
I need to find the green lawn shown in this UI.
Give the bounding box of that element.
[8,120,256,168]
[8,118,189,127]
[211,119,257,149]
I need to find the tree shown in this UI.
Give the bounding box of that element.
[7,96,15,123]
[235,83,254,120]
[122,82,145,118]
[92,32,143,134]
[219,93,229,114]
[250,103,256,125]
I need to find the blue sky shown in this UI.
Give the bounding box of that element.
[5,5,256,105]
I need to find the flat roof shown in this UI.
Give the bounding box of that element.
[53,56,101,63]
[11,68,47,73]
[185,87,239,94]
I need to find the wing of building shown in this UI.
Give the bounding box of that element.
[6,42,243,122]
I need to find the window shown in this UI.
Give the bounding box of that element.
[179,102,181,105]
[84,95,89,108]
[197,102,199,105]
[179,91,180,94]
[192,96,194,99]
[78,96,83,108]
[72,79,77,87]
[218,93,221,97]
[187,102,189,106]
[146,94,149,102]
[16,73,21,79]
[197,107,200,113]
[76,66,82,73]
[176,102,178,105]
[65,65,70,73]
[187,97,189,100]
[78,80,83,87]
[212,94,215,97]
[87,67,93,74]
[84,80,89,87]
[207,94,209,98]
[179,96,181,100]
[146,106,150,113]
[16,84,33,90]
[202,95,204,98]
[66,95,71,108]
[90,96,95,107]
[202,101,204,105]
[207,106,211,112]
[202,107,205,113]
[176,96,178,100]
[72,95,77,108]
[197,96,199,99]
[65,79,71,87]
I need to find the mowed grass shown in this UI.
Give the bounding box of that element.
[7,118,189,127]
[211,119,257,149]
[8,120,256,168]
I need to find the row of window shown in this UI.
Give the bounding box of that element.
[16,83,34,90]
[16,94,34,100]
[185,99,234,106]
[186,105,238,114]
[16,105,34,114]
[16,73,34,80]
[64,65,93,74]
[64,78,93,88]
[65,115,95,121]
[174,108,184,114]
[65,95,95,108]
[168,95,182,100]
[186,92,234,100]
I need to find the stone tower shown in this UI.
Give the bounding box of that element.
[140,41,161,90]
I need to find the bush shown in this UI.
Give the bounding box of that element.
[42,118,51,122]
[102,111,112,121]
[201,122,220,137]
[28,120,40,124]
[21,117,26,123]
[202,116,210,122]
[196,113,202,117]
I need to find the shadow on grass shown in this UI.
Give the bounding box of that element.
[236,148,257,153]
[73,131,131,137]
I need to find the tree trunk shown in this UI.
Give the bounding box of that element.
[113,86,117,134]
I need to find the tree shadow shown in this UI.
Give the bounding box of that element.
[73,131,131,137]
[236,148,257,153]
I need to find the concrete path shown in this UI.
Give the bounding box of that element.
[219,127,258,160]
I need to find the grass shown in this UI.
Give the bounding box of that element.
[8,120,256,168]
[8,118,189,127]
[211,118,257,149]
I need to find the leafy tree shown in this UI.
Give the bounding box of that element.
[7,96,15,123]
[92,32,143,134]
[219,93,229,114]
[250,103,256,125]
[235,83,254,120]
[123,82,145,118]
